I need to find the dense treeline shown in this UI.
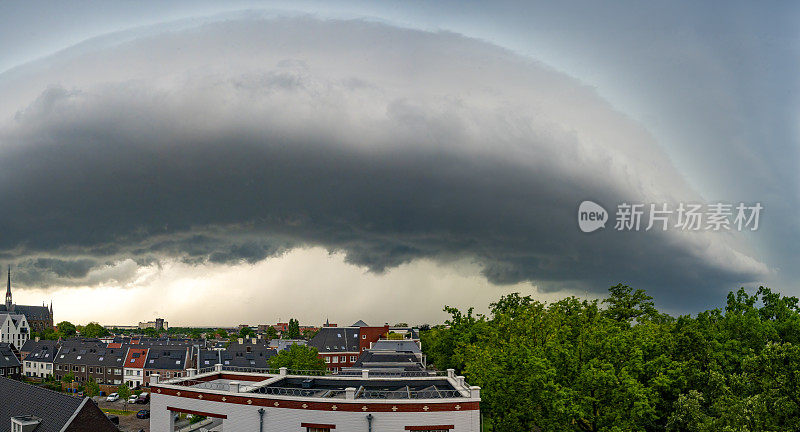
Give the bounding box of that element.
[421,284,800,432]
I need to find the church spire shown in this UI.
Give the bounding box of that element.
[5,266,12,311]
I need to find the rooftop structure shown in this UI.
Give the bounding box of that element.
[150,365,480,431]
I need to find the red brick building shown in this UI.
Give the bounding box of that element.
[308,323,389,372]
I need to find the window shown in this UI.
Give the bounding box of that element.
[350,356,357,362]
[340,356,347,363]
[325,356,331,363]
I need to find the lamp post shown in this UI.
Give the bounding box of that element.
[366,413,373,432]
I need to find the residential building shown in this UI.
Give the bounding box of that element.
[197,349,222,371]
[0,312,29,350]
[308,324,389,372]
[53,345,126,392]
[348,351,426,374]
[0,376,118,432]
[22,340,59,379]
[222,343,277,369]
[142,347,190,386]
[370,339,425,366]
[0,343,21,378]
[0,268,54,333]
[150,367,480,431]
[123,347,148,388]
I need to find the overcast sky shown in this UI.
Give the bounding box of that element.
[0,1,797,326]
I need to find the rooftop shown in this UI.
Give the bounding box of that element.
[153,366,478,402]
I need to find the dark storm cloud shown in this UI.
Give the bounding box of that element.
[0,17,769,308]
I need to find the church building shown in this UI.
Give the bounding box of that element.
[0,268,54,333]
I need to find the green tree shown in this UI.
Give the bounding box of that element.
[423,285,800,432]
[265,326,278,340]
[602,283,658,323]
[61,372,76,393]
[239,326,255,338]
[268,344,326,372]
[287,319,301,339]
[57,321,77,338]
[84,377,100,397]
[117,384,132,412]
[80,322,110,338]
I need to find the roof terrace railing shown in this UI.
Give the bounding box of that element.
[219,365,330,376]
[160,377,468,399]
[193,364,453,379]
[359,388,465,399]
[251,386,348,398]
[338,369,449,377]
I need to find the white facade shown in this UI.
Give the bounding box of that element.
[23,357,55,378]
[0,313,29,350]
[124,366,145,388]
[151,368,481,432]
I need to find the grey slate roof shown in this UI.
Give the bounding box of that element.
[53,346,127,367]
[20,339,56,354]
[220,347,277,369]
[197,350,221,368]
[0,343,20,369]
[0,304,50,322]
[351,320,369,327]
[144,348,189,370]
[24,341,59,363]
[308,327,360,353]
[0,376,82,432]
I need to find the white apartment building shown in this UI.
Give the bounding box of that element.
[150,366,480,431]
[0,313,29,350]
[23,341,59,378]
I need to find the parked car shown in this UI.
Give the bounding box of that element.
[136,409,150,419]
[136,392,149,403]
[128,395,138,404]
[106,414,119,425]
[106,393,119,402]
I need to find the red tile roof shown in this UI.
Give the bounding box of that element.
[125,348,149,369]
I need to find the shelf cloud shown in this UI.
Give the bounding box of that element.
[0,16,769,308]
